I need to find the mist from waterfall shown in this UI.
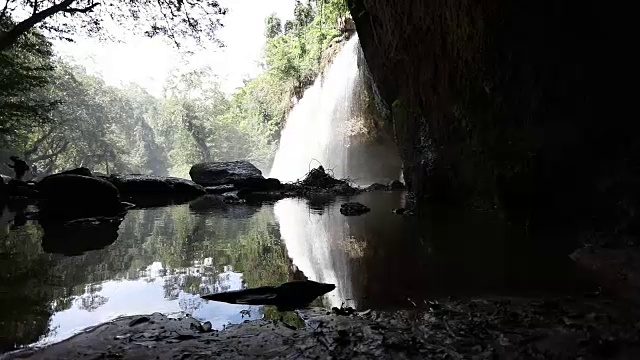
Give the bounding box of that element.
[269,35,364,183]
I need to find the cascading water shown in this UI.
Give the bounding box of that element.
[270,35,369,183]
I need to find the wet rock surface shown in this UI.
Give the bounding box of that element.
[340,202,371,216]
[10,295,640,360]
[189,160,263,187]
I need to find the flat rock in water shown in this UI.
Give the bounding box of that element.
[189,161,263,187]
[201,280,335,311]
[340,202,371,216]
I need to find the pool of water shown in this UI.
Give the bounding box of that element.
[0,191,596,352]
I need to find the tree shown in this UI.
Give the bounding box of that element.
[283,20,294,35]
[264,13,281,39]
[0,17,58,148]
[293,0,314,32]
[0,0,227,52]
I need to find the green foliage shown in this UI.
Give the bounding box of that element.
[0,0,227,52]
[264,14,282,39]
[263,0,344,95]
[1,0,350,178]
[0,18,58,147]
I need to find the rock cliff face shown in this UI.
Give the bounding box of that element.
[349,0,636,245]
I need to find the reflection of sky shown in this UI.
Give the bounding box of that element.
[37,265,261,347]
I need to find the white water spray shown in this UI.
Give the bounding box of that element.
[269,36,362,182]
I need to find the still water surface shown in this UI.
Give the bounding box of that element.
[0,192,595,352]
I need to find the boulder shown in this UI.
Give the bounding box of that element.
[36,174,123,220]
[389,180,406,190]
[340,202,371,216]
[107,175,205,195]
[106,174,206,207]
[189,161,263,187]
[58,167,93,177]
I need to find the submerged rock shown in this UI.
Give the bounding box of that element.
[340,202,371,216]
[189,160,263,187]
[37,174,124,220]
[201,280,336,311]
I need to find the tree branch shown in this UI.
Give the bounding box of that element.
[0,0,75,52]
[30,140,69,163]
[23,127,57,158]
[63,3,100,14]
[0,0,10,20]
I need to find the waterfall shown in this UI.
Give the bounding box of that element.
[269,35,363,182]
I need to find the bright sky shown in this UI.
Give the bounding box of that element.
[52,0,295,97]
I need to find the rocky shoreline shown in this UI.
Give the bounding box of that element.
[6,294,640,360]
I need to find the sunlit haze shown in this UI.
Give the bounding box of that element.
[52,0,295,96]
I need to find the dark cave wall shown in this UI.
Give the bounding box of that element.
[348,0,637,245]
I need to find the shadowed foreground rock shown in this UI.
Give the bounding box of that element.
[202,280,336,311]
[9,296,640,360]
[36,174,124,220]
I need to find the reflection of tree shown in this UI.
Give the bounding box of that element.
[0,203,299,352]
[78,294,109,312]
[178,296,203,315]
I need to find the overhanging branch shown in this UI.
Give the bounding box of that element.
[63,3,100,14]
[0,0,75,51]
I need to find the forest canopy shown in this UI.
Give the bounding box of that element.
[0,0,350,178]
[0,0,226,51]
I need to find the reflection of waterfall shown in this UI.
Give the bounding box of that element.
[270,36,362,182]
[274,198,354,308]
